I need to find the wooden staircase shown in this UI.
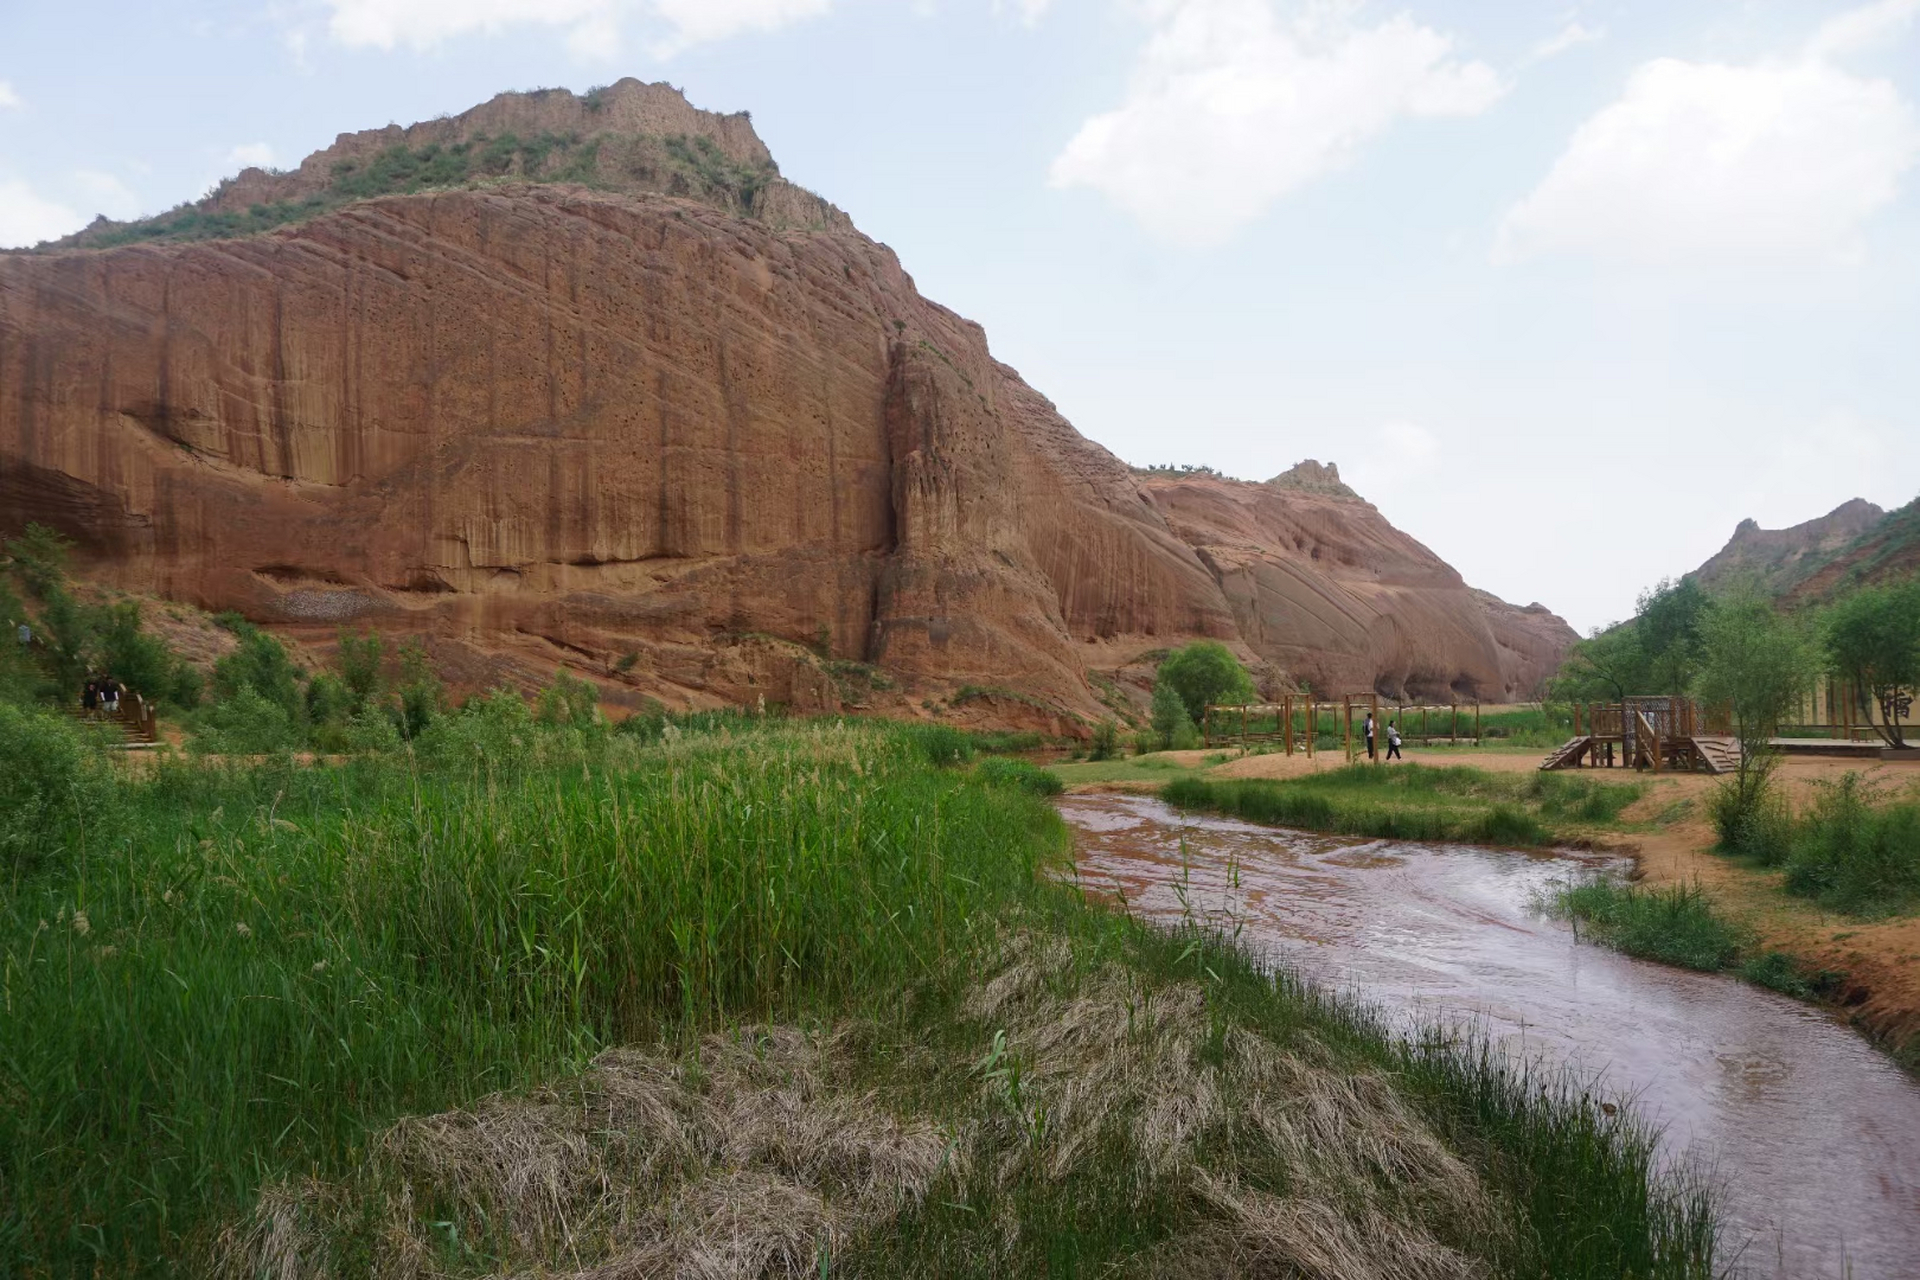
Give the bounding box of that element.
[60,693,160,747]
[1686,736,1741,775]
[1538,736,1594,771]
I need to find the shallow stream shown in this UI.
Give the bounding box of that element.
[1059,793,1920,1279]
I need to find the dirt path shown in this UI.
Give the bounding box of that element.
[1107,746,1920,1061]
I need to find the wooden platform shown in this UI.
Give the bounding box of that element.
[1771,738,1884,758]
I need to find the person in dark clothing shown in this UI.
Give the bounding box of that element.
[101,676,121,714]
[1363,712,1376,760]
[1386,720,1403,760]
[82,678,99,714]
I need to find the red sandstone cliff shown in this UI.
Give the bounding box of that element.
[0,82,1572,723]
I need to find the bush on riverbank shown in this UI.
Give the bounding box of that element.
[1552,879,1742,971]
[1781,773,1920,915]
[1549,877,1844,1002]
[1713,769,1920,917]
[1,713,1715,1277]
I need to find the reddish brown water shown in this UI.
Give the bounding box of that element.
[1061,793,1920,1279]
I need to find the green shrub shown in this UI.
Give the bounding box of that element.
[1736,950,1836,1000]
[535,668,601,728]
[1783,773,1920,914]
[1553,880,1742,972]
[193,686,301,755]
[212,621,304,725]
[1089,719,1120,762]
[1708,775,1793,864]
[416,686,538,776]
[340,707,404,754]
[0,703,105,881]
[975,755,1065,797]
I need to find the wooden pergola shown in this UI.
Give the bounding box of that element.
[1202,695,1482,759]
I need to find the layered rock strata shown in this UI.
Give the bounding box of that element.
[0,83,1572,721]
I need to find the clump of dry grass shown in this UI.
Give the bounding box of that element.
[220,1025,954,1279]
[957,932,1501,1278]
[228,932,1514,1280]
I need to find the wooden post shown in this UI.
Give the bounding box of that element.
[1422,705,1430,744]
[1284,695,1294,756]
[1474,703,1481,746]
[1344,700,1353,763]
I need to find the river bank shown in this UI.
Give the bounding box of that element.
[1057,791,1920,1277]
[1057,745,1920,1067]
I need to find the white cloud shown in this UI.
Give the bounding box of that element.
[0,80,21,109]
[227,142,278,170]
[1497,1,1920,266]
[1528,21,1603,63]
[1807,0,1919,61]
[648,0,831,53]
[320,0,830,56]
[1048,0,1503,246]
[994,0,1052,24]
[0,178,82,249]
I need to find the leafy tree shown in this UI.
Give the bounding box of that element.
[1553,625,1649,703]
[1149,679,1195,751]
[1637,577,1711,695]
[1695,592,1816,851]
[1822,579,1920,749]
[92,600,201,708]
[1156,641,1255,726]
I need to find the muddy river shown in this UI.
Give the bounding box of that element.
[1060,793,1920,1279]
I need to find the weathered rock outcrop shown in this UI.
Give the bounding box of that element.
[1690,498,1888,597]
[0,83,1572,721]
[1138,465,1573,701]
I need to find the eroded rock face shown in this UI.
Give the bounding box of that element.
[1138,471,1573,702]
[0,88,1572,719]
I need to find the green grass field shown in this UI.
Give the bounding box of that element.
[1161,763,1647,848]
[1,710,1714,1277]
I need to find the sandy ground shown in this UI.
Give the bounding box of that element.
[1117,745,1920,1056]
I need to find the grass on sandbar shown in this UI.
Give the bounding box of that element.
[1546,878,1840,1001]
[1160,763,1646,848]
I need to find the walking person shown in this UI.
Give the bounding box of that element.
[101,674,120,715]
[1363,711,1376,761]
[82,676,99,715]
[1386,719,1403,761]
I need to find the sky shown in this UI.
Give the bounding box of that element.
[2,0,1917,633]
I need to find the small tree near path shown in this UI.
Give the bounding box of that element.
[1822,580,1920,749]
[1694,592,1816,850]
[1149,680,1196,751]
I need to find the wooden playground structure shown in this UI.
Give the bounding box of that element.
[1202,695,1481,760]
[1539,697,1739,775]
